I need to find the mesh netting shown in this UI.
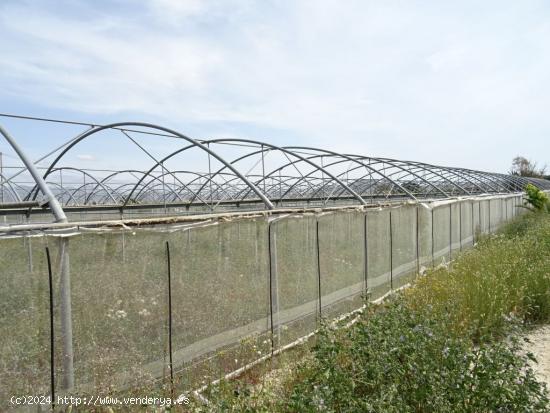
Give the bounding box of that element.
[0,194,525,405]
[450,202,461,258]
[432,204,451,264]
[417,205,433,270]
[317,211,365,319]
[366,208,391,299]
[390,205,417,289]
[270,214,318,347]
[167,218,270,388]
[0,235,50,411]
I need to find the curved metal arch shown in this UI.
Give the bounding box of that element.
[44,181,80,206]
[47,167,119,205]
[225,144,419,202]
[0,172,23,202]
[447,167,501,193]
[407,163,487,194]
[1,124,67,222]
[33,122,275,210]
[83,169,152,205]
[339,155,454,198]
[167,170,246,202]
[264,152,421,201]
[187,139,368,206]
[372,158,472,195]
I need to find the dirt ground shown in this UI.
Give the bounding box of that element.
[524,325,550,391]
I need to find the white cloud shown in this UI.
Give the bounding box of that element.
[0,0,549,171]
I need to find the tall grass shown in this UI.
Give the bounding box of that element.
[406,212,550,342]
[191,212,550,412]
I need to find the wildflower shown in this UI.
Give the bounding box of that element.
[115,310,127,319]
[138,309,151,317]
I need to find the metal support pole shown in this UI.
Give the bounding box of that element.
[431,208,435,267]
[415,205,420,274]
[45,247,56,411]
[389,210,393,290]
[315,220,322,319]
[363,212,368,296]
[58,237,74,390]
[165,241,174,398]
[0,151,4,204]
[0,124,67,223]
[449,204,452,261]
[267,222,279,355]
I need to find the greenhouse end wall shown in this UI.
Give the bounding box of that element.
[0,194,525,408]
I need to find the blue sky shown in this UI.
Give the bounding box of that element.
[0,0,549,173]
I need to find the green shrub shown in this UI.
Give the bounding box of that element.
[283,301,548,413]
[524,184,549,213]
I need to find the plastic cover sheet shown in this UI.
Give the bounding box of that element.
[432,204,451,264]
[270,214,318,348]
[0,235,51,412]
[450,202,461,258]
[366,208,391,299]
[167,218,270,388]
[51,231,168,398]
[318,211,365,320]
[390,205,417,289]
[417,204,433,270]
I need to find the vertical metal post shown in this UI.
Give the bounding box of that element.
[0,151,3,204]
[315,220,322,319]
[363,212,368,296]
[26,233,33,273]
[478,201,482,235]
[161,162,167,215]
[459,201,462,252]
[261,145,266,194]
[165,241,174,398]
[415,205,420,275]
[389,210,393,290]
[471,202,475,244]
[45,247,55,411]
[488,199,491,233]
[431,208,435,267]
[267,222,279,355]
[448,204,452,261]
[58,237,74,390]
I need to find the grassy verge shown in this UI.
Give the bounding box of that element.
[192,212,550,412]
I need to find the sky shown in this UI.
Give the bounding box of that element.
[0,0,549,173]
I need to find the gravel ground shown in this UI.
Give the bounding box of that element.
[524,325,550,391]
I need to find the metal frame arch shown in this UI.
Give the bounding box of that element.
[188,139,369,206]
[32,122,275,210]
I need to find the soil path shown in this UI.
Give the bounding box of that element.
[524,325,550,391]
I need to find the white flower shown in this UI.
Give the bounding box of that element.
[115,310,127,319]
[138,309,151,317]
